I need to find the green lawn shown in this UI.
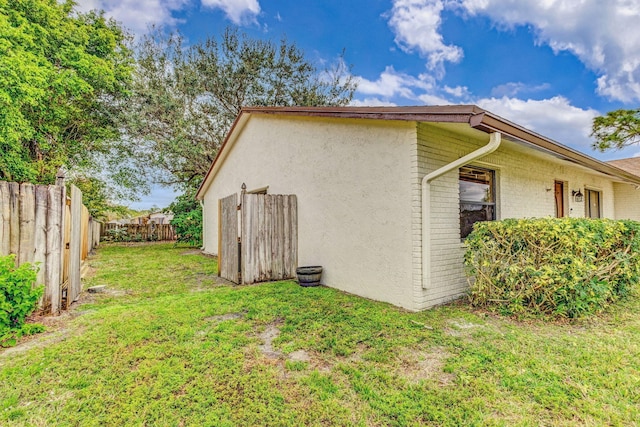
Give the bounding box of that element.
[1,243,639,426]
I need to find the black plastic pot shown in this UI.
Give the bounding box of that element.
[296,266,323,287]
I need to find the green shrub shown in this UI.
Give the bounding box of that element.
[169,188,202,247]
[464,218,640,318]
[0,255,44,347]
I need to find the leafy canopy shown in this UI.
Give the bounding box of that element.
[126,27,357,188]
[592,108,640,151]
[0,0,133,185]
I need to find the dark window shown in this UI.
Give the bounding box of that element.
[585,189,601,218]
[460,166,496,238]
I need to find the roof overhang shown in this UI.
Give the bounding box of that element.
[195,105,640,199]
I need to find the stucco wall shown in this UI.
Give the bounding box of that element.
[613,182,640,220]
[415,123,619,310]
[202,115,417,309]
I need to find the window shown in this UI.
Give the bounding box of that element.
[459,166,496,238]
[585,189,601,218]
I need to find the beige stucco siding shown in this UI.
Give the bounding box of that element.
[613,182,640,220]
[202,115,417,309]
[415,123,618,310]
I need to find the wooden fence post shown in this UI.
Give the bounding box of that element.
[69,185,82,304]
[8,182,20,259]
[0,182,9,255]
[34,185,48,299]
[46,185,64,315]
[18,183,35,266]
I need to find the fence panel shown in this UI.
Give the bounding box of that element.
[0,182,11,255]
[241,194,297,285]
[68,185,82,304]
[0,180,100,315]
[219,194,239,283]
[101,223,176,241]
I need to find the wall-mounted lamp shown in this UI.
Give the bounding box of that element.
[572,189,584,203]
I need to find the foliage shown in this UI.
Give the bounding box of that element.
[464,218,640,318]
[1,243,639,425]
[102,227,143,243]
[0,0,134,185]
[592,108,640,151]
[125,27,357,188]
[69,175,132,221]
[0,255,44,347]
[169,187,202,246]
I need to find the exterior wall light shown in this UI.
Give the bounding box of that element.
[572,189,584,203]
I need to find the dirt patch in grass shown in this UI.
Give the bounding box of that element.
[445,318,485,337]
[259,320,284,359]
[397,347,455,385]
[205,312,244,322]
[288,349,311,362]
[0,328,74,361]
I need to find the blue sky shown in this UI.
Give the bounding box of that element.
[79,0,640,209]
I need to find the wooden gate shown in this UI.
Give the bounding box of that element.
[219,193,240,283]
[218,193,297,284]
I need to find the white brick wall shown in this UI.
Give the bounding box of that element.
[413,123,621,310]
[613,183,640,220]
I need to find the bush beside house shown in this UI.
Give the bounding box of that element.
[464,218,640,318]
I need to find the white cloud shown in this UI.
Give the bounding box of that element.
[355,65,601,151]
[356,66,437,100]
[350,98,398,107]
[75,0,189,35]
[417,93,452,105]
[77,0,262,34]
[355,66,473,105]
[490,82,550,98]
[387,0,463,75]
[476,96,599,148]
[202,0,260,25]
[457,0,640,102]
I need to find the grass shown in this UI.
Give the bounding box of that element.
[1,242,639,426]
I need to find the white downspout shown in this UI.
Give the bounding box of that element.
[421,132,502,289]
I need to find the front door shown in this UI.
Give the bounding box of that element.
[554,181,564,218]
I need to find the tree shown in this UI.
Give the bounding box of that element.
[126,27,357,188]
[592,108,640,152]
[0,0,133,185]
[69,175,133,221]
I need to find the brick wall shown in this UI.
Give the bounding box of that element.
[413,123,621,310]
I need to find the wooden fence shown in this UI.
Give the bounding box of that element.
[0,179,100,315]
[219,193,297,284]
[101,223,176,241]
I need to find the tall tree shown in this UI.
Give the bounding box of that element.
[0,0,133,184]
[592,108,640,152]
[126,27,357,188]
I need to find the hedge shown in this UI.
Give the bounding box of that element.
[464,218,640,318]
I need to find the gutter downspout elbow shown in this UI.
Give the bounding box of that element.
[421,132,502,290]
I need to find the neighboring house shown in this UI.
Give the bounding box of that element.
[149,211,174,225]
[127,212,174,225]
[195,106,640,311]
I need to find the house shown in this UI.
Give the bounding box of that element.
[195,106,640,311]
[149,211,174,225]
[126,211,174,225]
